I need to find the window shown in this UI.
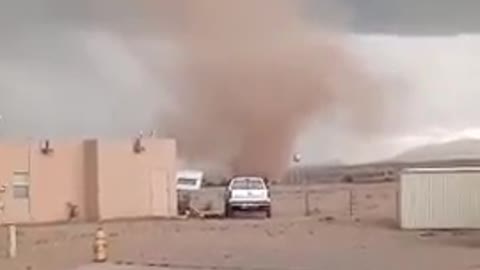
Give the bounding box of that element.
[12,172,30,199]
[178,178,198,186]
[13,184,29,199]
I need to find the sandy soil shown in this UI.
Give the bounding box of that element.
[2,183,480,270]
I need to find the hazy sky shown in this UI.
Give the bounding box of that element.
[1,1,480,164]
[297,34,480,164]
[344,0,480,34]
[2,0,480,34]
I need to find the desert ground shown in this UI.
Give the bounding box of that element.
[2,182,480,270]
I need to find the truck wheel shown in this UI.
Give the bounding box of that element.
[225,205,233,218]
[266,206,272,218]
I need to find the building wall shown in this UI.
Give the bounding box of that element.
[29,141,86,223]
[0,142,30,188]
[84,139,99,221]
[95,139,177,220]
[0,138,177,225]
[0,142,30,223]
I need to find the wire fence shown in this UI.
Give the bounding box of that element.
[272,183,398,222]
[185,182,398,222]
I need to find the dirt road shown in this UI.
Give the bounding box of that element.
[2,183,480,270]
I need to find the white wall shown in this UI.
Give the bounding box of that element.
[400,168,480,229]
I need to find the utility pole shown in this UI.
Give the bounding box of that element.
[293,153,309,216]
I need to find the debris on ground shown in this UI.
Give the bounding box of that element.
[180,205,223,219]
[418,231,436,238]
[318,216,336,223]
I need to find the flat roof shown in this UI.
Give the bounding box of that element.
[402,167,480,174]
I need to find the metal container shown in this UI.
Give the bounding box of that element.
[399,167,480,229]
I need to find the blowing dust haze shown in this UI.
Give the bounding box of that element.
[0,1,478,179]
[0,0,389,180]
[163,0,385,180]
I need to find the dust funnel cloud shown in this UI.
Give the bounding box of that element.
[162,0,384,180]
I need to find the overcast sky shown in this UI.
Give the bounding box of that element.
[344,0,480,34]
[297,34,480,164]
[1,1,480,164]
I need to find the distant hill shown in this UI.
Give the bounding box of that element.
[393,139,480,162]
[286,138,480,184]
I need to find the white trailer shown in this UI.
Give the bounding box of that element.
[176,170,204,191]
[176,170,204,216]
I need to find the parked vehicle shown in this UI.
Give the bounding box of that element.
[176,170,204,191]
[176,170,204,215]
[224,176,271,218]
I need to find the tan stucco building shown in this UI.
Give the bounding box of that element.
[0,138,177,225]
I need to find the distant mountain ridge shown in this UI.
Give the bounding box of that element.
[393,138,480,162]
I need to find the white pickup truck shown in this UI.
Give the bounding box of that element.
[224,176,271,218]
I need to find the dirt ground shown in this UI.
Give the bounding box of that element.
[2,183,480,270]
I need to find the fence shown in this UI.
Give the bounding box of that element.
[186,183,398,221]
[272,183,398,222]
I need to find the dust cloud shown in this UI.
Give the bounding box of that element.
[161,0,385,180]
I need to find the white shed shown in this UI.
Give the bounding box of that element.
[399,167,480,229]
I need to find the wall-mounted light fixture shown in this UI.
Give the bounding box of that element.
[40,140,54,155]
[133,137,145,154]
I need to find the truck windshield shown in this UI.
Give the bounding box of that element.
[230,178,265,190]
[178,178,198,186]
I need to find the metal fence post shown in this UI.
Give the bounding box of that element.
[299,167,310,217]
[304,187,310,216]
[349,189,354,219]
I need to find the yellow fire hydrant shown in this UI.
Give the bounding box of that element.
[93,227,108,263]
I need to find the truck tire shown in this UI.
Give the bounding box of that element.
[225,204,233,218]
[266,206,272,218]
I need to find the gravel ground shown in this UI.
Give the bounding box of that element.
[2,183,480,270]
